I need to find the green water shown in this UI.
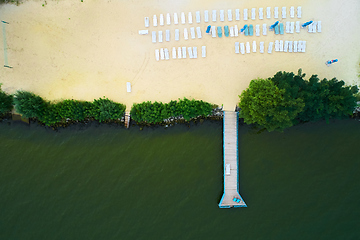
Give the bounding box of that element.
[0,119,359,239]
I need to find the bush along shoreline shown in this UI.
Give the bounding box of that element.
[238,69,360,132]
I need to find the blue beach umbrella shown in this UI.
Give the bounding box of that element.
[206,25,211,34]
[269,21,279,30]
[302,20,313,28]
[240,24,248,33]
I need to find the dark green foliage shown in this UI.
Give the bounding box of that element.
[14,91,47,119]
[90,98,126,122]
[270,70,359,122]
[0,86,13,115]
[239,79,304,132]
[130,98,214,124]
[56,99,89,121]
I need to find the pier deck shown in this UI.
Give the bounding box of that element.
[219,111,246,208]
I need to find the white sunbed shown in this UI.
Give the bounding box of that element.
[268,42,273,53]
[165,30,170,41]
[182,47,187,58]
[308,23,313,33]
[302,41,306,52]
[202,46,206,57]
[260,41,264,53]
[230,26,234,37]
[294,41,298,52]
[246,42,250,53]
[266,7,271,19]
[181,12,186,24]
[284,40,289,52]
[286,21,290,33]
[152,31,156,43]
[153,15,158,27]
[172,47,176,59]
[312,21,317,33]
[296,21,300,33]
[212,10,217,22]
[196,27,202,38]
[317,21,322,33]
[288,41,293,52]
[279,40,284,52]
[127,82,131,92]
[225,164,230,175]
[160,14,164,26]
[138,30,148,35]
[275,40,280,51]
[193,47,198,58]
[240,42,245,54]
[297,6,302,18]
[290,6,295,18]
[188,47,193,59]
[174,13,179,25]
[158,31,163,43]
[251,8,256,20]
[256,24,260,36]
[274,7,279,19]
[184,28,188,40]
[175,29,180,41]
[196,11,201,23]
[155,49,160,61]
[190,27,196,39]
[290,22,295,33]
[244,9,248,20]
[259,8,264,20]
[188,12,193,24]
[263,24,267,35]
[166,13,171,25]
[164,48,169,60]
[160,48,165,60]
[253,41,257,52]
[177,47,182,59]
[235,9,240,20]
[228,9,233,21]
[235,42,240,53]
[282,7,286,19]
[144,17,149,27]
[211,26,216,37]
[234,25,239,36]
[204,10,209,22]
[220,10,225,22]
[297,41,302,52]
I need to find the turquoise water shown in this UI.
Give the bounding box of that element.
[0,119,359,239]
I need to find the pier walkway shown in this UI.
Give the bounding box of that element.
[219,111,246,208]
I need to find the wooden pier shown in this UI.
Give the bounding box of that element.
[124,111,130,128]
[219,111,246,208]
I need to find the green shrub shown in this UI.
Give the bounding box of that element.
[89,98,126,122]
[14,91,47,119]
[56,99,88,121]
[0,85,13,115]
[177,98,213,121]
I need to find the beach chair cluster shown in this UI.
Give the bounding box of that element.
[235,40,306,54]
[144,6,302,28]
[307,21,322,33]
[151,27,202,43]
[155,46,206,61]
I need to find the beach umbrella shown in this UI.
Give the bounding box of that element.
[240,24,248,33]
[302,20,313,28]
[269,21,279,30]
[206,25,211,34]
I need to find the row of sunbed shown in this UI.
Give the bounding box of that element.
[155,46,207,61]
[151,27,202,43]
[144,7,302,27]
[235,40,306,54]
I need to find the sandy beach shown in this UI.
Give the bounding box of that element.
[0,0,359,111]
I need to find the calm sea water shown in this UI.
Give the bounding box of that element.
[0,119,359,240]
